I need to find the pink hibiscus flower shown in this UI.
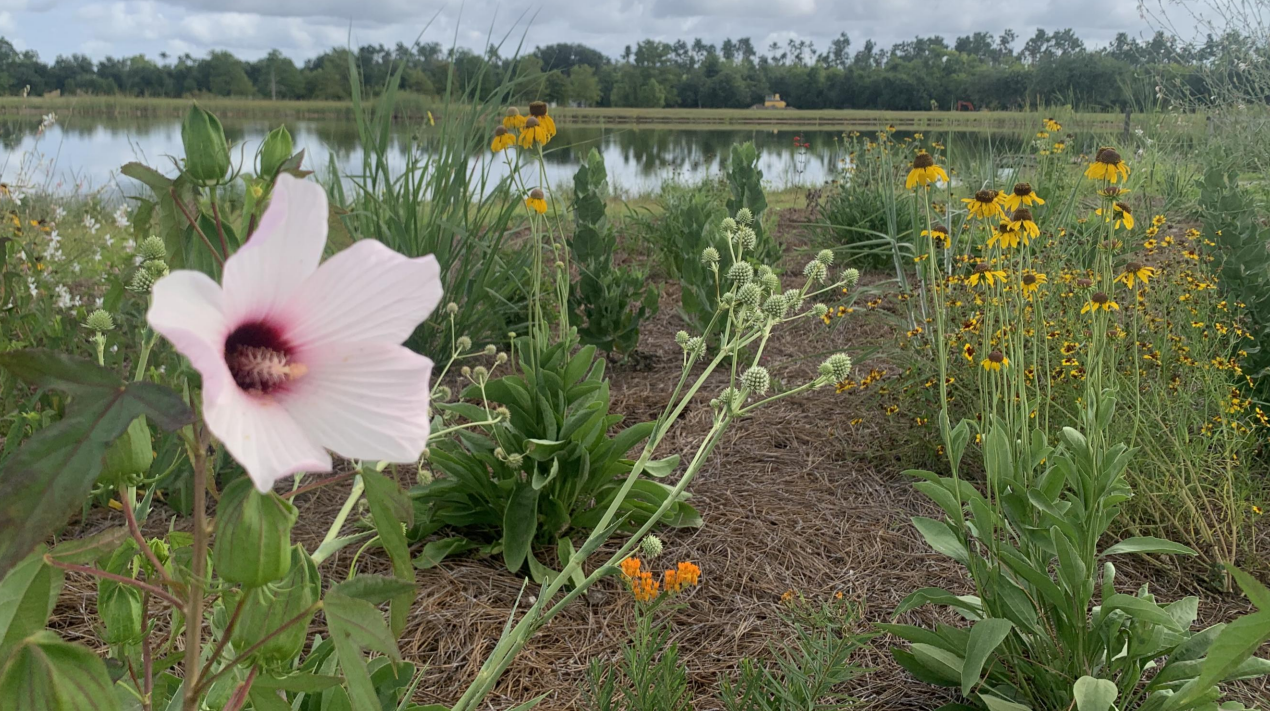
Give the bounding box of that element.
[147,174,442,491]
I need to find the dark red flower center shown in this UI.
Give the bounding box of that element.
[225,321,304,395]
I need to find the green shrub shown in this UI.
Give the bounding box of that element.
[569,148,658,356]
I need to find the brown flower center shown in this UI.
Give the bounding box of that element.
[524,116,540,128]
[988,351,1005,363]
[1076,278,1093,288]
[913,153,935,169]
[529,101,548,117]
[505,106,521,117]
[1114,201,1131,214]
[974,189,998,204]
[529,188,545,200]
[1096,147,1122,165]
[1013,182,1033,196]
[974,262,990,273]
[225,322,305,395]
[1022,273,1037,286]
[1012,208,1033,223]
[494,126,508,137]
[1092,292,1109,304]
[1126,262,1143,273]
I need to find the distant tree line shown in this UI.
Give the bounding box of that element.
[0,28,1262,111]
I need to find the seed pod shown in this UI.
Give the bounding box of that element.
[99,416,153,487]
[229,545,319,668]
[213,478,297,587]
[259,125,293,178]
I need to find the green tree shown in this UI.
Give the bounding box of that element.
[569,65,601,106]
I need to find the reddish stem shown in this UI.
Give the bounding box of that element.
[43,558,184,609]
[223,666,258,711]
[282,471,356,500]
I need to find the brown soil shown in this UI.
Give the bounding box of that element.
[50,202,1270,710]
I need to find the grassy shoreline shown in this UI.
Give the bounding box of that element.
[0,95,1161,130]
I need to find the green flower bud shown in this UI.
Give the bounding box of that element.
[762,294,788,320]
[716,386,741,410]
[86,309,114,333]
[737,282,762,308]
[700,246,720,266]
[181,103,231,186]
[783,288,804,310]
[813,303,829,318]
[816,249,835,266]
[98,546,144,645]
[735,207,753,225]
[640,535,664,558]
[742,366,771,395]
[213,478,297,587]
[820,353,853,382]
[456,336,472,351]
[727,261,753,285]
[259,125,293,178]
[720,217,737,233]
[99,416,153,487]
[804,260,828,284]
[685,336,706,358]
[230,546,319,669]
[760,272,781,294]
[674,330,689,346]
[138,235,167,261]
[842,268,861,288]
[736,226,757,250]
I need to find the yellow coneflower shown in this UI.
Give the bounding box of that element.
[967,261,1006,288]
[989,221,1022,249]
[1151,214,1166,227]
[1002,182,1045,212]
[963,189,1004,220]
[1085,147,1130,183]
[1020,271,1047,297]
[1081,291,1120,314]
[503,106,526,130]
[1044,117,1062,132]
[905,152,948,189]
[1008,208,1040,240]
[963,343,976,362]
[981,350,1009,371]
[518,116,550,148]
[1116,262,1156,289]
[1095,202,1135,230]
[490,125,515,153]
[525,188,548,214]
[1143,238,1158,250]
[921,223,950,249]
[528,101,557,139]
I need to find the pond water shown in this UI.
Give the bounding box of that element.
[0,115,1040,198]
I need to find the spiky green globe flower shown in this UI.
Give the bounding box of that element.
[735,207,753,225]
[741,366,770,395]
[675,330,690,346]
[819,353,853,382]
[804,259,829,284]
[842,268,861,288]
[736,226,757,250]
[701,246,720,267]
[640,535,664,558]
[685,336,706,358]
[138,236,167,261]
[86,309,115,333]
[783,288,804,310]
[720,217,737,233]
[816,249,835,266]
[128,259,170,293]
[760,272,781,293]
[727,261,753,284]
[762,294,788,320]
[813,303,829,318]
[737,282,762,308]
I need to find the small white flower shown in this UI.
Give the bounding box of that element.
[53,206,66,220]
[113,205,130,228]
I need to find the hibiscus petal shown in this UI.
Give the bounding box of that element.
[206,387,333,492]
[146,270,234,405]
[284,341,432,463]
[222,174,328,324]
[284,243,441,349]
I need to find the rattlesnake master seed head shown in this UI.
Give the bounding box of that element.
[484,344,497,356]
[741,366,771,395]
[842,268,861,288]
[675,330,690,346]
[813,303,829,317]
[138,235,166,261]
[735,207,753,225]
[715,386,742,410]
[721,217,737,232]
[762,294,788,319]
[727,261,753,284]
[434,385,452,401]
[456,336,472,351]
[685,336,706,358]
[86,309,115,332]
[736,226,757,250]
[820,353,853,381]
[816,249,835,266]
[700,246,720,266]
[737,282,762,308]
[760,273,781,293]
[782,288,805,310]
[446,302,459,315]
[804,260,829,284]
[640,535,664,558]
[128,260,169,293]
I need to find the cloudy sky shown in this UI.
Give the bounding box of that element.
[0,0,1191,63]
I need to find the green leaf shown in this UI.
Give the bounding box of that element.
[0,351,193,580]
[502,483,539,573]
[413,537,478,569]
[0,548,62,657]
[47,528,129,565]
[361,469,415,636]
[961,618,1013,696]
[1102,594,1185,631]
[909,643,965,685]
[324,591,401,711]
[979,693,1032,711]
[1073,676,1118,711]
[0,631,121,711]
[1229,566,1270,611]
[912,517,969,565]
[252,672,344,693]
[330,575,416,606]
[1163,610,1270,710]
[1101,537,1197,558]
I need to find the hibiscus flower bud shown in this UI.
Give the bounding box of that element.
[98,546,144,645]
[213,478,298,587]
[181,103,231,186]
[99,416,154,487]
[259,124,293,179]
[230,546,319,668]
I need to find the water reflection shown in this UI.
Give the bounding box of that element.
[0,114,1043,197]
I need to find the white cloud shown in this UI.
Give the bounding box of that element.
[0,10,14,32]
